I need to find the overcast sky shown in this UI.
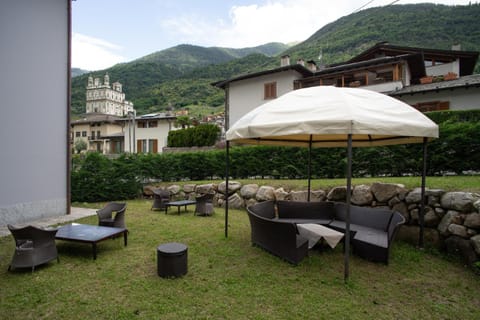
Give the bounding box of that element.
[72,0,474,71]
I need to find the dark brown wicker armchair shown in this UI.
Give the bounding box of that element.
[194,193,214,216]
[151,189,170,211]
[7,224,59,272]
[97,202,127,228]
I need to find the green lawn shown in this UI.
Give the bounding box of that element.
[1,199,479,319]
[166,175,480,193]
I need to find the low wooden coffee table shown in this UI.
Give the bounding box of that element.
[165,200,196,215]
[55,223,128,260]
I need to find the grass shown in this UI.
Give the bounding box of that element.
[182,104,224,119]
[162,175,480,193]
[1,199,479,319]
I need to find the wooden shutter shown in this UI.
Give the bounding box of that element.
[264,82,277,99]
[137,140,142,153]
[439,101,449,111]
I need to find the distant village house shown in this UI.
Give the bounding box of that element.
[71,74,176,154]
[213,42,480,129]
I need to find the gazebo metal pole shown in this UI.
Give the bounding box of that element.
[344,134,352,282]
[307,135,312,202]
[225,141,230,238]
[419,137,428,248]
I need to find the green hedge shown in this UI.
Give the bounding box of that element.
[71,110,480,201]
[425,109,480,123]
[167,124,220,147]
[71,153,142,202]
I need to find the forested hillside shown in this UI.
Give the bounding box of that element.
[72,68,89,77]
[135,42,289,72]
[285,3,480,66]
[71,3,480,116]
[71,44,282,115]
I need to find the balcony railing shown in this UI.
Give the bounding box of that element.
[88,135,102,141]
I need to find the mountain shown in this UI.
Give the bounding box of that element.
[71,43,284,115]
[72,68,90,77]
[71,3,480,117]
[284,3,480,66]
[134,42,289,72]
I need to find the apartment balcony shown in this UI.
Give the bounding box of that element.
[88,135,103,141]
[294,79,404,94]
[363,80,404,93]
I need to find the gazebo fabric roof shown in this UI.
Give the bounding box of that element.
[226,86,439,147]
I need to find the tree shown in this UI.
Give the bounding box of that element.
[74,139,87,154]
[175,115,192,129]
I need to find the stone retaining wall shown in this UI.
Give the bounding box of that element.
[144,182,480,266]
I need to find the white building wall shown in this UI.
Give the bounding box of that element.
[71,124,90,151]
[395,87,480,111]
[124,119,173,153]
[364,81,404,93]
[0,0,69,225]
[426,60,460,77]
[228,71,303,127]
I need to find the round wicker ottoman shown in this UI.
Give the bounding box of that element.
[157,242,188,278]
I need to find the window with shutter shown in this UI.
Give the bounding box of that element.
[413,101,450,112]
[264,82,277,99]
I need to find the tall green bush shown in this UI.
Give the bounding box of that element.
[168,124,220,147]
[71,110,480,201]
[71,152,141,202]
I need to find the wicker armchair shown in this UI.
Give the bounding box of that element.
[7,224,59,272]
[97,202,127,228]
[151,189,170,211]
[194,193,214,216]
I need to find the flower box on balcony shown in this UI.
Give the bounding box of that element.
[444,72,458,81]
[420,76,433,84]
[349,80,361,87]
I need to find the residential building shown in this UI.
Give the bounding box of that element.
[123,113,177,153]
[71,77,176,155]
[213,42,479,129]
[1,0,71,225]
[71,113,125,154]
[71,74,133,154]
[213,60,311,131]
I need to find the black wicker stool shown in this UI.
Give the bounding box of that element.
[157,242,188,278]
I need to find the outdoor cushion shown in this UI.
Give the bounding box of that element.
[334,202,392,231]
[277,200,335,220]
[249,200,276,219]
[276,218,332,225]
[353,229,388,248]
[329,221,377,234]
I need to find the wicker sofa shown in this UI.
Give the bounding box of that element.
[248,200,405,264]
[246,201,309,265]
[330,202,405,264]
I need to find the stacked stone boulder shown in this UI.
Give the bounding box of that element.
[145,182,480,265]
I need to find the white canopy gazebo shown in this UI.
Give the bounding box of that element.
[224,86,439,281]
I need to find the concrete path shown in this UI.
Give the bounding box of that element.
[0,207,97,237]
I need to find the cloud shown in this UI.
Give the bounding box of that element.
[160,0,475,49]
[222,1,342,47]
[72,33,126,71]
[161,1,352,48]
